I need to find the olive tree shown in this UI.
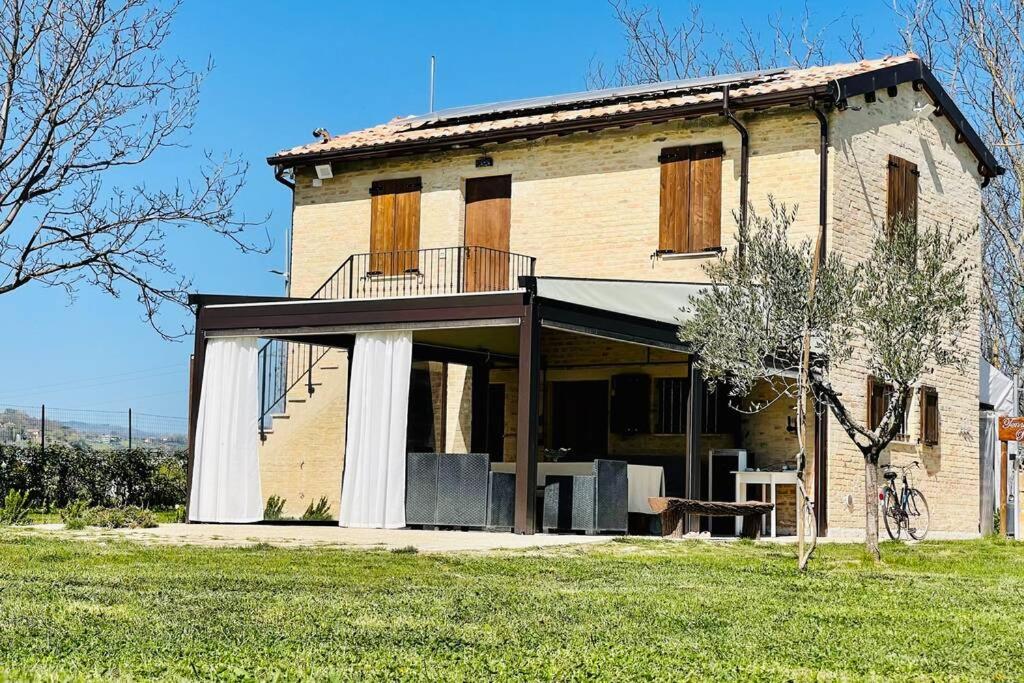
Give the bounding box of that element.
[681,203,975,560]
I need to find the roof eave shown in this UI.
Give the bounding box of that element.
[267,61,1003,179]
[265,85,827,167]
[828,60,1002,178]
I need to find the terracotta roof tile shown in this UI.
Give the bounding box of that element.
[271,55,919,162]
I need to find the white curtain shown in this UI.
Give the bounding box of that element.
[188,337,263,523]
[340,331,413,529]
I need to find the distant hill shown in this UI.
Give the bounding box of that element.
[0,407,185,450]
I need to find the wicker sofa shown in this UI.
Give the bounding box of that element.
[406,452,514,530]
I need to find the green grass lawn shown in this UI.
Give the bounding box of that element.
[0,533,1021,681]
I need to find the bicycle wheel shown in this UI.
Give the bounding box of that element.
[906,489,930,540]
[882,487,902,540]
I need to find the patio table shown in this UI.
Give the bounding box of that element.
[732,469,799,538]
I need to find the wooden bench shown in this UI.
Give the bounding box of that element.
[648,497,775,539]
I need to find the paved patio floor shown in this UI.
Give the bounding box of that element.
[20,523,613,553]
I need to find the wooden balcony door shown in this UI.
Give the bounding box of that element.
[464,175,511,292]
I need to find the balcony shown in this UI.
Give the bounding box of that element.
[311,246,536,301]
[258,246,535,436]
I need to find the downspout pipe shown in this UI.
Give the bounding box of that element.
[810,99,828,259]
[273,165,296,296]
[722,86,749,234]
[810,97,829,538]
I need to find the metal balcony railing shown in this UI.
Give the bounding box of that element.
[311,245,536,300]
[258,246,535,438]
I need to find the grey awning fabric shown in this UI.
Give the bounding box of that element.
[533,277,704,327]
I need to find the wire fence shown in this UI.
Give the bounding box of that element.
[0,404,187,452]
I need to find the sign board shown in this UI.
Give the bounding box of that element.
[998,416,1024,442]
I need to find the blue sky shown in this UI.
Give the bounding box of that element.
[0,1,900,418]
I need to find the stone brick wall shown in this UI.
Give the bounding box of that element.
[826,91,983,537]
[287,109,822,298]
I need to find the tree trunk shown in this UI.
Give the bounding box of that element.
[864,458,880,561]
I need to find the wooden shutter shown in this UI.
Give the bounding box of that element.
[369,178,421,275]
[920,386,939,446]
[658,147,690,253]
[690,144,723,251]
[658,144,722,253]
[886,155,918,234]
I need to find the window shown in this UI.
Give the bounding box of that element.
[886,155,918,234]
[867,376,910,440]
[920,386,939,446]
[369,177,422,275]
[659,143,723,254]
[702,387,739,435]
[655,377,688,434]
[653,378,739,435]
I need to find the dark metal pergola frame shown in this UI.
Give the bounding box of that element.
[186,280,709,534]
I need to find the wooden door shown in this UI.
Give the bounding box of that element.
[551,380,609,457]
[464,175,511,292]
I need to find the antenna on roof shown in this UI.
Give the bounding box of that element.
[429,55,436,113]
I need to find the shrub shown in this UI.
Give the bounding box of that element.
[0,489,32,525]
[300,496,332,521]
[0,444,186,509]
[264,495,286,521]
[60,499,91,530]
[85,505,157,529]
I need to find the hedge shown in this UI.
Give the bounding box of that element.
[0,443,186,509]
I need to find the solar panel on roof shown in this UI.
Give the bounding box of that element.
[403,67,787,126]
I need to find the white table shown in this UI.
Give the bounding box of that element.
[490,462,665,514]
[732,469,799,538]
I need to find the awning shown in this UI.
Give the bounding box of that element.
[534,277,703,327]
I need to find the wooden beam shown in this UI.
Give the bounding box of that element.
[684,358,703,533]
[514,304,540,534]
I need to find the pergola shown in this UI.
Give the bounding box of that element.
[185,276,797,534]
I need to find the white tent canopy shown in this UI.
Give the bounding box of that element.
[980,358,1015,415]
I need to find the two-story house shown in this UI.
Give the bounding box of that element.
[185,54,998,539]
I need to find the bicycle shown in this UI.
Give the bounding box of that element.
[880,461,930,541]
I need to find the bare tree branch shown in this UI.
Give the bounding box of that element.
[0,0,269,340]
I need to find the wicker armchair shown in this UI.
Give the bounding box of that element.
[542,459,628,534]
